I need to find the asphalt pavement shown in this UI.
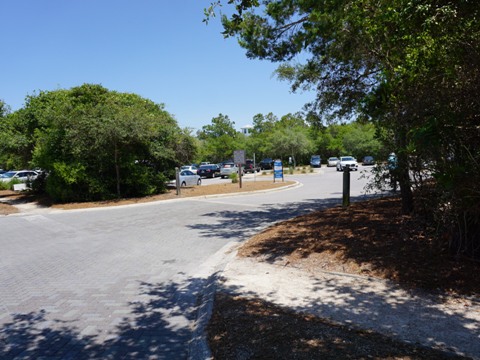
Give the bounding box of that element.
[4,168,475,359]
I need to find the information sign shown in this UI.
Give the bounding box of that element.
[273,159,283,182]
[234,150,246,165]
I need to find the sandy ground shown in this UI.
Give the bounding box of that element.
[0,179,295,214]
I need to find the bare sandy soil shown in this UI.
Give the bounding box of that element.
[0,180,294,214]
[207,196,479,359]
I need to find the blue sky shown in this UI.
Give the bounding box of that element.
[0,0,314,131]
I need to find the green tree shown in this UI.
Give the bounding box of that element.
[11,84,181,202]
[198,113,239,162]
[174,127,199,166]
[242,113,279,160]
[342,123,382,159]
[208,0,480,258]
[0,99,9,118]
[267,126,313,167]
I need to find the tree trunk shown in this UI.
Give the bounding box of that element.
[114,142,121,198]
[397,130,414,215]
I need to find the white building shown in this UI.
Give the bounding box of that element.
[240,124,253,136]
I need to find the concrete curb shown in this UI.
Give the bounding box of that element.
[6,180,302,216]
[188,241,240,360]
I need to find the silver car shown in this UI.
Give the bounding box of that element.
[178,170,201,187]
[0,170,39,183]
[220,163,242,179]
[327,157,339,167]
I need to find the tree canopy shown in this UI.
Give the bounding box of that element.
[2,84,194,202]
[208,0,480,259]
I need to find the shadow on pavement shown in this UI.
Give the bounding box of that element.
[0,276,209,359]
[188,194,380,241]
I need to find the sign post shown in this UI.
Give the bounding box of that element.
[234,150,246,188]
[175,167,181,196]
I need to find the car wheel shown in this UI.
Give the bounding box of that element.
[197,178,202,185]
[181,181,186,187]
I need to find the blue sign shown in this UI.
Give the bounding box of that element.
[274,159,283,181]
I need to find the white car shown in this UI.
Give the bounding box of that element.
[167,170,201,188]
[179,170,201,187]
[180,165,198,172]
[0,170,39,183]
[220,163,242,178]
[336,156,358,171]
[327,157,339,167]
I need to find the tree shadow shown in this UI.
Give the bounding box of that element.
[211,274,479,359]
[187,194,380,241]
[0,275,211,359]
[189,194,480,295]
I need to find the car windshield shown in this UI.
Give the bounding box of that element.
[0,171,16,178]
[341,157,355,161]
[329,157,338,161]
[223,163,234,168]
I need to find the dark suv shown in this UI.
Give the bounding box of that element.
[259,158,274,170]
[243,159,260,173]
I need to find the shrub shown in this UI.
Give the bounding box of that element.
[0,181,10,190]
[230,172,239,183]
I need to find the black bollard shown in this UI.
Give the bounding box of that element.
[342,166,350,207]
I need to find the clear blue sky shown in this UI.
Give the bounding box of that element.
[0,0,314,131]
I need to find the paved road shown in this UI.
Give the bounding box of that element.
[0,168,372,359]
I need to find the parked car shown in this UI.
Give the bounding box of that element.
[327,157,339,167]
[220,163,242,178]
[336,156,359,171]
[0,170,39,183]
[362,156,375,166]
[243,159,260,174]
[178,170,202,187]
[197,164,220,178]
[259,158,274,170]
[180,165,198,172]
[310,155,321,168]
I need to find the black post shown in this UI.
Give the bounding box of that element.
[342,167,350,207]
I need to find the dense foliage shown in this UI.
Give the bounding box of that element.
[207,0,480,259]
[197,110,380,166]
[1,84,195,202]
